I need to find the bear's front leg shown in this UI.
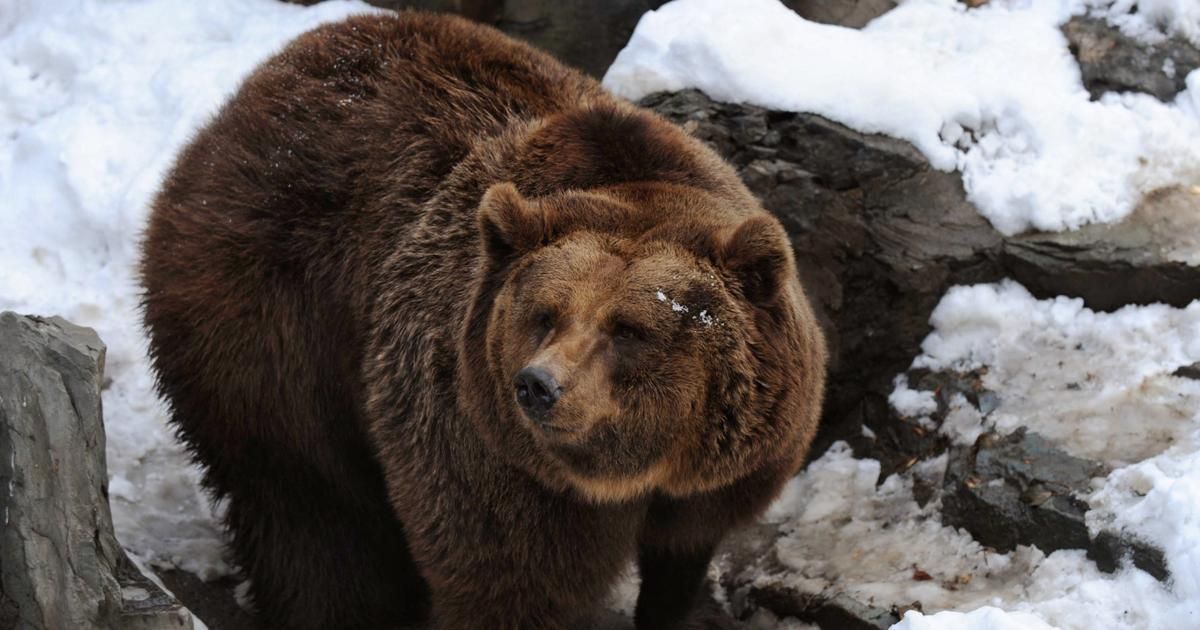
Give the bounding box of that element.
[634,542,718,630]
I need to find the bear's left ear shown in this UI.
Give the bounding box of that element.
[717,216,792,307]
[478,182,546,263]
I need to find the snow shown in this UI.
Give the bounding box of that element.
[862,281,1200,628]
[5,0,1200,629]
[1088,0,1200,46]
[894,607,1057,630]
[0,0,378,579]
[912,281,1200,466]
[604,0,1200,236]
[656,287,719,326]
[888,376,938,419]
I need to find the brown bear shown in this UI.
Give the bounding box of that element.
[139,11,826,630]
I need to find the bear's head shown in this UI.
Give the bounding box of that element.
[460,181,825,503]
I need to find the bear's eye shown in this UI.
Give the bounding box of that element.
[612,322,645,343]
[533,310,556,334]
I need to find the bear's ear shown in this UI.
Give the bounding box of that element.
[717,216,791,307]
[478,182,546,263]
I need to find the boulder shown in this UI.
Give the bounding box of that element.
[282,0,667,77]
[0,312,193,630]
[1064,16,1200,102]
[942,428,1168,581]
[783,0,897,29]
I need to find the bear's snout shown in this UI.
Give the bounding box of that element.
[514,366,562,422]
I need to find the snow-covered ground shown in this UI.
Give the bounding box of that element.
[2,1,1199,629]
[0,0,377,580]
[762,281,1200,629]
[604,0,1200,236]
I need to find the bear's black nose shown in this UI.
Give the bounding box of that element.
[514,366,562,420]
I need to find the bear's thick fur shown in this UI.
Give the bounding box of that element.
[140,12,826,630]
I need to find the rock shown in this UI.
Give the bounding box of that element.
[0,312,193,630]
[740,583,898,630]
[494,0,668,77]
[157,569,260,630]
[942,429,1104,555]
[282,0,666,77]
[1088,530,1170,582]
[1003,186,1200,311]
[782,0,897,29]
[1175,363,1200,380]
[116,556,196,630]
[941,428,1168,580]
[1064,16,1200,101]
[643,89,1200,458]
[868,368,993,481]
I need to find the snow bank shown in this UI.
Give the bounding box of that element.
[866,281,1200,628]
[603,0,1200,236]
[0,0,377,578]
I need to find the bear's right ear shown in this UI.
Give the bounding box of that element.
[478,182,546,263]
[715,215,791,308]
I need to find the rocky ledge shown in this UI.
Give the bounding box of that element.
[0,313,193,630]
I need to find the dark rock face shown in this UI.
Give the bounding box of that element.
[1064,16,1200,101]
[783,0,897,29]
[157,570,258,630]
[942,429,1104,555]
[870,368,993,483]
[283,0,668,77]
[942,428,1168,581]
[0,312,192,630]
[492,0,669,77]
[740,583,899,630]
[643,89,1200,458]
[1175,363,1200,380]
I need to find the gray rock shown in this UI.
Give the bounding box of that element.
[643,89,1200,459]
[736,581,898,630]
[1089,530,1169,582]
[1175,363,1200,380]
[942,429,1103,554]
[941,428,1168,581]
[869,368,994,482]
[783,0,897,29]
[282,0,667,77]
[0,312,193,630]
[158,570,259,630]
[115,555,195,630]
[1064,16,1200,102]
[494,0,669,77]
